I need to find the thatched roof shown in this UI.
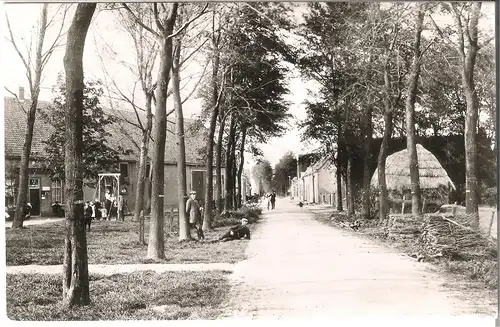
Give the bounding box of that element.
[371,144,456,191]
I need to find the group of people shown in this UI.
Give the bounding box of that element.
[266,190,277,210]
[185,190,251,242]
[83,189,125,230]
[80,187,251,241]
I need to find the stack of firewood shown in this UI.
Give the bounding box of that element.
[419,215,488,260]
[387,214,423,240]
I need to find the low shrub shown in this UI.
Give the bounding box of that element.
[212,205,262,228]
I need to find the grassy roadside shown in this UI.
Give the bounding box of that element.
[7,270,231,320]
[6,205,262,266]
[308,205,497,311]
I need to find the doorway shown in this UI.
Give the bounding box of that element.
[191,170,205,203]
[28,178,41,215]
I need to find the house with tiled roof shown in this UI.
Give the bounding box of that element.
[4,94,222,216]
[293,155,346,207]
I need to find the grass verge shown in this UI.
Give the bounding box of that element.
[6,270,231,320]
[6,205,262,266]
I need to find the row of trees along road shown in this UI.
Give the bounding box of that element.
[5,2,295,306]
[4,2,493,306]
[296,2,494,229]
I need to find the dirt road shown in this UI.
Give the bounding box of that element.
[220,199,496,319]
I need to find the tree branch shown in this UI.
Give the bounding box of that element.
[121,3,160,39]
[166,3,209,40]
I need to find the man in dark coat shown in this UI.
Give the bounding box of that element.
[219,218,251,242]
[186,190,204,240]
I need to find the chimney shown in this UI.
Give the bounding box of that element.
[19,87,25,101]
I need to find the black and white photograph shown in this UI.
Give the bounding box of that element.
[2,1,498,323]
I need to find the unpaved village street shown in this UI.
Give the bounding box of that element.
[220,199,496,319]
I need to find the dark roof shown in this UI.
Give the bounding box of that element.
[4,97,53,158]
[3,97,207,165]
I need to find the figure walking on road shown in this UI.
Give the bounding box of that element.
[186,190,205,240]
[270,190,277,210]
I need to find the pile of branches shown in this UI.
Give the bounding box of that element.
[418,215,494,261]
[328,212,380,233]
[387,214,423,241]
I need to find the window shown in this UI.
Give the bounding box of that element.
[120,162,129,178]
[146,163,151,177]
[29,178,40,189]
[5,177,17,207]
[52,180,63,203]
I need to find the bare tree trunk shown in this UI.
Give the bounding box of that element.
[237,127,247,208]
[231,130,239,209]
[336,127,343,211]
[378,46,395,222]
[406,4,425,216]
[12,5,48,228]
[215,108,227,217]
[378,111,393,221]
[172,39,190,241]
[135,95,153,245]
[362,108,373,218]
[61,3,95,307]
[148,4,178,259]
[450,2,481,227]
[225,113,236,210]
[346,149,355,216]
[202,42,221,231]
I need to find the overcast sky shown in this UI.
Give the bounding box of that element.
[2,3,495,191]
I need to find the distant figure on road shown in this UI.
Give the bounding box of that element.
[186,190,204,240]
[219,218,251,242]
[270,190,277,210]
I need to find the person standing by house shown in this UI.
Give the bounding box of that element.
[270,190,277,210]
[84,201,93,230]
[117,193,124,221]
[186,190,204,240]
[94,199,102,221]
[104,188,112,221]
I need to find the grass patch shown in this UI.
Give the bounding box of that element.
[6,206,261,266]
[6,270,231,320]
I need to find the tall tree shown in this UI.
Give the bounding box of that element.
[224,112,236,210]
[236,126,247,207]
[202,7,227,231]
[405,3,426,216]
[61,2,96,307]
[5,4,69,228]
[447,2,482,225]
[172,34,190,240]
[252,160,273,195]
[122,2,179,259]
[116,6,159,243]
[272,151,298,196]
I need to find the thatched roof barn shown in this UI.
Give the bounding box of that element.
[371,144,456,191]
